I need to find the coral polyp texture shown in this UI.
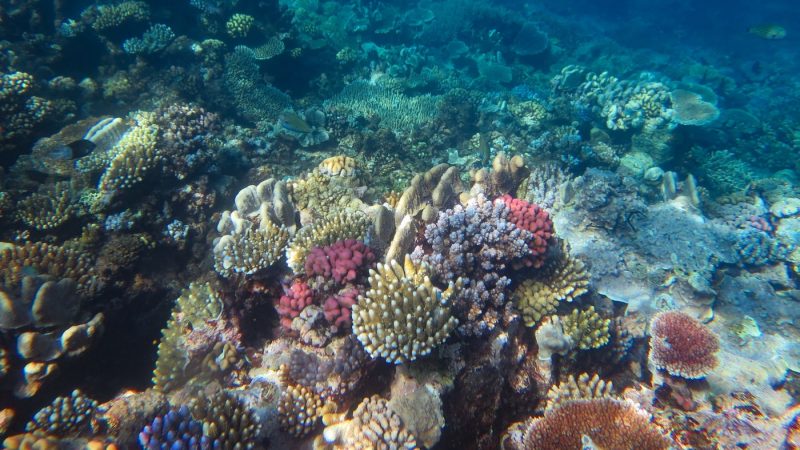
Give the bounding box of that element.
[353,255,460,363]
[648,310,720,379]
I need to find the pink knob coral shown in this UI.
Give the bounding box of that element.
[323,288,358,333]
[496,195,554,268]
[649,311,720,379]
[277,280,314,330]
[304,239,376,285]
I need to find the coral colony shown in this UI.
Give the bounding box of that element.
[1,0,800,448]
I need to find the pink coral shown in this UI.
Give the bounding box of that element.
[649,311,720,379]
[277,280,314,330]
[304,239,376,285]
[323,288,358,332]
[496,195,554,268]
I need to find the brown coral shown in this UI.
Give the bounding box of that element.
[649,310,720,379]
[507,397,671,450]
[319,395,418,449]
[279,384,325,437]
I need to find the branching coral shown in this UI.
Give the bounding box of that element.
[26,389,98,436]
[649,311,720,379]
[559,306,610,350]
[320,395,418,449]
[411,194,532,336]
[214,220,290,278]
[279,384,325,437]
[514,243,589,327]
[87,1,149,31]
[188,390,261,448]
[0,71,54,153]
[353,255,460,363]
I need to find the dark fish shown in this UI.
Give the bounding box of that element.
[748,24,786,40]
[66,139,96,158]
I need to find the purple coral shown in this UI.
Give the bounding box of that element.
[138,405,209,449]
[411,195,533,336]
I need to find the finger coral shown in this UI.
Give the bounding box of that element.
[649,310,720,379]
[278,384,325,437]
[353,255,460,364]
[26,389,98,436]
[320,395,418,449]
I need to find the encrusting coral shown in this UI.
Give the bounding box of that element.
[352,255,460,364]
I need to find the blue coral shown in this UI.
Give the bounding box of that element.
[138,405,210,450]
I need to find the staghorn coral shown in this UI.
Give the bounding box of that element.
[0,71,54,153]
[519,162,571,212]
[559,306,610,350]
[649,310,720,379]
[503,397,671,450]
[352,255,460,364]
[26,389,98,436]
[278,384,325,437]
[97,113,161,200]
[411,195,532,336]
[327,79,440,132]
[575,71,674,131]
[319,395,418,449]
[287,211,371,275]
[514,243,589,327]
[214,220,290,278]
[153,282,240,392]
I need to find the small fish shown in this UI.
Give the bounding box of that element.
[279,111,312,134]
[748,24,786,40]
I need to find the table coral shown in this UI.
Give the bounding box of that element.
[353,255,460,363]
[649,310,720,379]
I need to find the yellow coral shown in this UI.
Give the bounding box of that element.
[353,255,460,363]
[514,245,589,327]
[559,306,610,350]
[226,13,254,38]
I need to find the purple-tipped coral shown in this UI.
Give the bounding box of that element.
[411,195,533,336]
[138,405,208,450]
